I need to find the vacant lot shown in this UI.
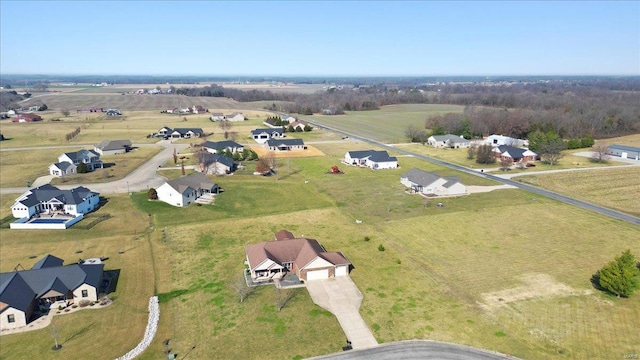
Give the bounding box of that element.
[306,104,465,143]
[517,166,640,217]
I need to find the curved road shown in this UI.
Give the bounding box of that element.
[309,340,517,360]
[0,140,189,195]
[304,120,640,226]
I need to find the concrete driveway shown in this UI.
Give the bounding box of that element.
[306,277,378,350]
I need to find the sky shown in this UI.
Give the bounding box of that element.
[1,1,639,76]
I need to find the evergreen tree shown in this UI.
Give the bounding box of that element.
[597,250,640,298]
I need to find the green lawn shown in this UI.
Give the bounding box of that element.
[306,104,465,143]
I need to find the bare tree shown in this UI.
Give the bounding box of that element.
[173,148,178,165]
[255,152,275,174]
[275,288,296,312]
[61,109,71,117]
[232,274,255,303]
[228,131,238,141]
[499,157,512,171]
[591,142,610,163]
[218,120,232,132]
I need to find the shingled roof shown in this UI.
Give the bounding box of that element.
[165,172,217,195]
[13,184,98,208]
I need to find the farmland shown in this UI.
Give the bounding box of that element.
[1,97,639,360]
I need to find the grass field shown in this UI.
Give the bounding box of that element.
[306,104,465,143]
[517,166,640,217]
[2,100,640,360]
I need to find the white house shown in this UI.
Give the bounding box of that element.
[0,255,104,330]
[11,184,100,219]
[58,149,103,171]
[49,162,77,177]
[492,145,538,163]
[400,168,466,196]
[251,128,284,144]
[210,113,225,121]
[198,153,235,175]
[156,172,219,207]
[427,134,470,148]
[344,150,398,170]
[485,134,528,147]
[225,112,245,121]
[202,140,244,154]
[606,144,640,160]
[266,138,305,151]
[94,140,132,156]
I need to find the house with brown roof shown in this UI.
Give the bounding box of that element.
[245,231,351,283]
[12,113,42,123]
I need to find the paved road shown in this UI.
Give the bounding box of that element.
[308,340,516,360]
[0,140,189,195]
[304,120,640,226]
[306,277,378,350]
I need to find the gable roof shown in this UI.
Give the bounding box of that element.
[608,144,640,152]
[251,128,283,136]
[266,138,304,147]
[0,256,104,313]
[172,128,204,135]
[246,231,351,273]
[62,149,100,162]
[346,150,396,162]
[497,145,536,159]
[199,153,234,168]
[32,254,64,269]
[202,140,243,151]
[95,140,132,151]
[431,134,469,143]
[51,162,75,171]
[165,172,217,194]
[401,168,443,187]
[13,184,98,208]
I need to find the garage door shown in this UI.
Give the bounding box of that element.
[306,269,329,281]
[335,266,348,277]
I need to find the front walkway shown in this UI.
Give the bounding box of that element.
[306,277,378,350]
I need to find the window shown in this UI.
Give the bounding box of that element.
[7,314,15,323]
[81,290,88,298]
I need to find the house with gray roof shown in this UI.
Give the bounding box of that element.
[57,149,103,171]
[266,138,305,151]
[202,140,244,154]
[0,255,104,330]
[156,172,219,207]
[427,134,470,148]
[606,144,640,160]
[49,161,77,177]
[251,128,284,144]
[198,153,235,175]
[11,184,100,220]
[344,150,398,170]
[400,168,466,196]
[94,139,132,156]
[492,145,538,163]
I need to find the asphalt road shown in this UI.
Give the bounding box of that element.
[309,340,516,360]
[305,120,640,226]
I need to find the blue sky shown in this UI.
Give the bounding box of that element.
[1,1,638,76]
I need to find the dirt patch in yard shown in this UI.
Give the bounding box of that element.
[478,273,592,312]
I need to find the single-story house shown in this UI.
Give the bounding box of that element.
[606,144,640,160]
[49,162,77,177]
[94,140,132,156]
[225,112,245,121]
[0,255,104,330]
[11,184,100,219]
[485,134,528,147]
[427,134,470,148]
[344,150,398,170]
[245,230,351,283]
[157,127,204,139]
[156,172,219,207]
[58,149,103,171]
[288,120,309,131]
[191,105,207,114]
[210,113,225,121]
[400,168,466,196]
[266,138,305,151]
[12,113,42,123]
[493,145,538,163]
[251,128,284,144]
[202,140,244,154]
[198,153,235,175]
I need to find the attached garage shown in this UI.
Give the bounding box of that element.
[305,269,329,281]
[335,265,349,277]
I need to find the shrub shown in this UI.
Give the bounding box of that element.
[364,236,370,242]
[378,244,385,252]
[71,305,78,309]
[79,299,91,308]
